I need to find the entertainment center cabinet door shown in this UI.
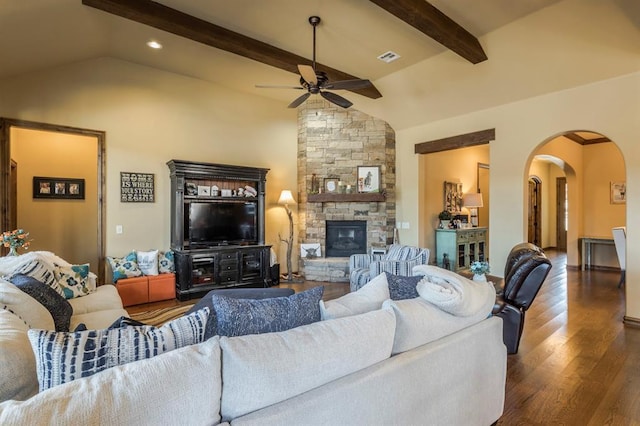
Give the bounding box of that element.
[241,248,267,283]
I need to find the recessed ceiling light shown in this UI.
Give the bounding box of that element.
[377,51,400,63]
[147,40,163,49]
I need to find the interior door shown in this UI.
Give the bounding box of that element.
[528,177,542,246]
[556,177,567,250]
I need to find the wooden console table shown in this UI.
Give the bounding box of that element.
[580,236,615,271]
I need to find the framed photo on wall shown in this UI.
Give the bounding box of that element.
[611,181,626,204]
[33,176,85,200]
[357,166,381,193]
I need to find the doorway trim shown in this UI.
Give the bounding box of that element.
[0,118,106,282]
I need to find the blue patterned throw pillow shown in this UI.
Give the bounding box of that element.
[212,286,324,337]
[159,250,175,274]
[54,263,92,299]
[10,274,73,332]
[107,251,143,282]
[28,307,209,391]
[385,273,421,300]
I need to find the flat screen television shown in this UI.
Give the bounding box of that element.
[185,201,257,247]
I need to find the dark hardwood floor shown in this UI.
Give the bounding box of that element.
[128,252,640,424]
[497,250,640,425]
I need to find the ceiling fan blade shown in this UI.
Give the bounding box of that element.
[298,64,318,86]
[322,79,373,91]
[255,84,304,90]
[320,91,353,109]
[288,92,311,108]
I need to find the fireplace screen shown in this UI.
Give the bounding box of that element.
[325,220,367,257]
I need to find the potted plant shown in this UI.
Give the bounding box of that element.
[438,210,453,229]
[470,260,490,282]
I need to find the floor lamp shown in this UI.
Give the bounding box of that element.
[463,193,483,227]
[278,190,295,282]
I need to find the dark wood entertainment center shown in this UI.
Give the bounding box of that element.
[167,160,272,300]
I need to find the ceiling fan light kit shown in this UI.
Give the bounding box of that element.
[258,15,374,109]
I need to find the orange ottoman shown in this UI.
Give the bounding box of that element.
[116,276,149,307]
[148,273,176,302]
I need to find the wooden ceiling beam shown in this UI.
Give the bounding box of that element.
[369,0,487,64]
[415,128,495,154]
[82,0,382,99]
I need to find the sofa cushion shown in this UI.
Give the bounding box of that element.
[383,292,495,355]
[212,286,323,337]
[0,279,54,330]
[54,263,93,299]
[29,307,209,390]
[0,308,38,402]
[219,307,396,421]
[385,273,421,300]
[9,274,72,332]
[67,284,124,315]
[158,250,175,274]
[136,249,159,276]
[0,337,222,426]
[320,272,390,320]
[107,251,143,282]
[69,308,131,331]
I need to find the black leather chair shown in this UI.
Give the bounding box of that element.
[492,243,552,354]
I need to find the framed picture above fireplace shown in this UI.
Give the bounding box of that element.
[357,166,380,193]
[324,178,339,193]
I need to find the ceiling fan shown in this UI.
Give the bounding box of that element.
[256,16,373,109]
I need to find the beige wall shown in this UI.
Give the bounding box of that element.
[418,145,490,261]
[0,58,298,274]
[10,129,99,269]
[397,72,640,319]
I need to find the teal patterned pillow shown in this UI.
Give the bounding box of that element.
[54,264,92,299]
[107,252,143,283]
[159,250,175,274]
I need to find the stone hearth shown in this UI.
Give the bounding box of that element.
[296,99,396,282]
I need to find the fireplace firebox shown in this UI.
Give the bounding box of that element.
[325,220,367,257]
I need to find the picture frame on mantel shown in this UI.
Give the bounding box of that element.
[357,166,381,193]
[324,178,339,193]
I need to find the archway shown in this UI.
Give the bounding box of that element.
[526,130,625,271]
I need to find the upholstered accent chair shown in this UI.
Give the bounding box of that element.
[492,242,552,354]
[349,244,430,292]
[612,226,626,288]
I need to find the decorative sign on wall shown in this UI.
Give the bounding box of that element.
[121,172,155,202]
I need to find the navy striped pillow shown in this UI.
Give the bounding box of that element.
[28,307,209,390]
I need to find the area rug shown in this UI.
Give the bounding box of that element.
[129,304,194,327]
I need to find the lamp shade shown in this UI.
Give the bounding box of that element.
[463,193,483,208]
[278,190,296,205]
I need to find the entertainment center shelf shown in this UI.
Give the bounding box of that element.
[167,160,272,300]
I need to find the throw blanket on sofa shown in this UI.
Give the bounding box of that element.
[413,265,493,317]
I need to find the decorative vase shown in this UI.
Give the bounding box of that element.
[7,246,18,257]
[473,273,487,283]
[440,220,451,229]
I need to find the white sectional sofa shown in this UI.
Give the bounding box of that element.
[0,270,507,425]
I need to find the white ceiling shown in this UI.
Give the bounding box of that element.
[1,0,638,129]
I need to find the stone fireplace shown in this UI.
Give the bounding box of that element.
[296,99,396,282]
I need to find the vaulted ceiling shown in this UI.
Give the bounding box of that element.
[1,0,639,129]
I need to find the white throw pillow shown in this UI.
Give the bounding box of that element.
[383,292,495,355]
[219,307,396,421]
[320,272,390,320]
[0,337,222,425]
[136,249,159,276]
[0,279,54,330]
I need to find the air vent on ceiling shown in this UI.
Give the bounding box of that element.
[377,51,401,63]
